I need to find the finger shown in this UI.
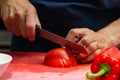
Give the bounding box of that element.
[66,29,83,42]
[1,7,13,34]
[78,36,93,47]
[3,18,13,33]
[16,12,27,39]
[77,42,97,60]
[10,14,21,36]
[8,6,21,36]
[79,49,102,63]
[66,29,77,42]
[86,42,98,54]
[73,37,81,43]
[85,49,102,62]
[26,11,36,41]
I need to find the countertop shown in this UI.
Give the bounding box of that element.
[0,52,91,80]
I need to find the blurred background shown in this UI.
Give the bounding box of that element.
[0,20,12,51]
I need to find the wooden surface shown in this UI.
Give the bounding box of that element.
[0,52,91,80]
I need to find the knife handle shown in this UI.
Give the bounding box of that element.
[35,25,40,37]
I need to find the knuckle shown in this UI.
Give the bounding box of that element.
[5,12,15,20]
[82,28,94,32]
[15,11,23,17]
[26,6,37,14]
[9,15,14,20]
[81,36,90,45]
[81,28,89,31]
[69,28,78,35]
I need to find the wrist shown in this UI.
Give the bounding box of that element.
[97,19,120,47]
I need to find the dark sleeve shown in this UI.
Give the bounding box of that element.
[95,0,120,9]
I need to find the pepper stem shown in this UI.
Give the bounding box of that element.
[86,63,111,79]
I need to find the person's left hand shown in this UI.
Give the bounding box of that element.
[66,28,114,63]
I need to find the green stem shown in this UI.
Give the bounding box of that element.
[86,64,111,79]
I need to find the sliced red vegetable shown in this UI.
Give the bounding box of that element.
[43,48,78,68]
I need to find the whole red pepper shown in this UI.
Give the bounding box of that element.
[86,47,120,80]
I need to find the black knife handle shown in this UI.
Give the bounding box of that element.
[35,25,40,37]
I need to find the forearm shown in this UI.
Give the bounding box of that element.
[97,18,120,47]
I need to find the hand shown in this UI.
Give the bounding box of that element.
[0,0,41,41]
[66,28,114,63]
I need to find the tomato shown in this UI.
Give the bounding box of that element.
[43,48,78,68]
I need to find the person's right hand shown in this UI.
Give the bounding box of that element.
[0,0,41,41]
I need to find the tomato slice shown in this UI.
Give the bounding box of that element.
[43,48,78,68]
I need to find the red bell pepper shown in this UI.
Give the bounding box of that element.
[86,47,120,80]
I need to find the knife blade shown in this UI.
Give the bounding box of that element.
[35,25,88,58]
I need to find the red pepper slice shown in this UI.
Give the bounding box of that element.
[43,48,78,68]
[86,47,120,80]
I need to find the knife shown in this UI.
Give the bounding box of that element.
[35,25,88,58]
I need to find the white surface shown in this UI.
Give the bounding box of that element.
[0,53,12,77]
